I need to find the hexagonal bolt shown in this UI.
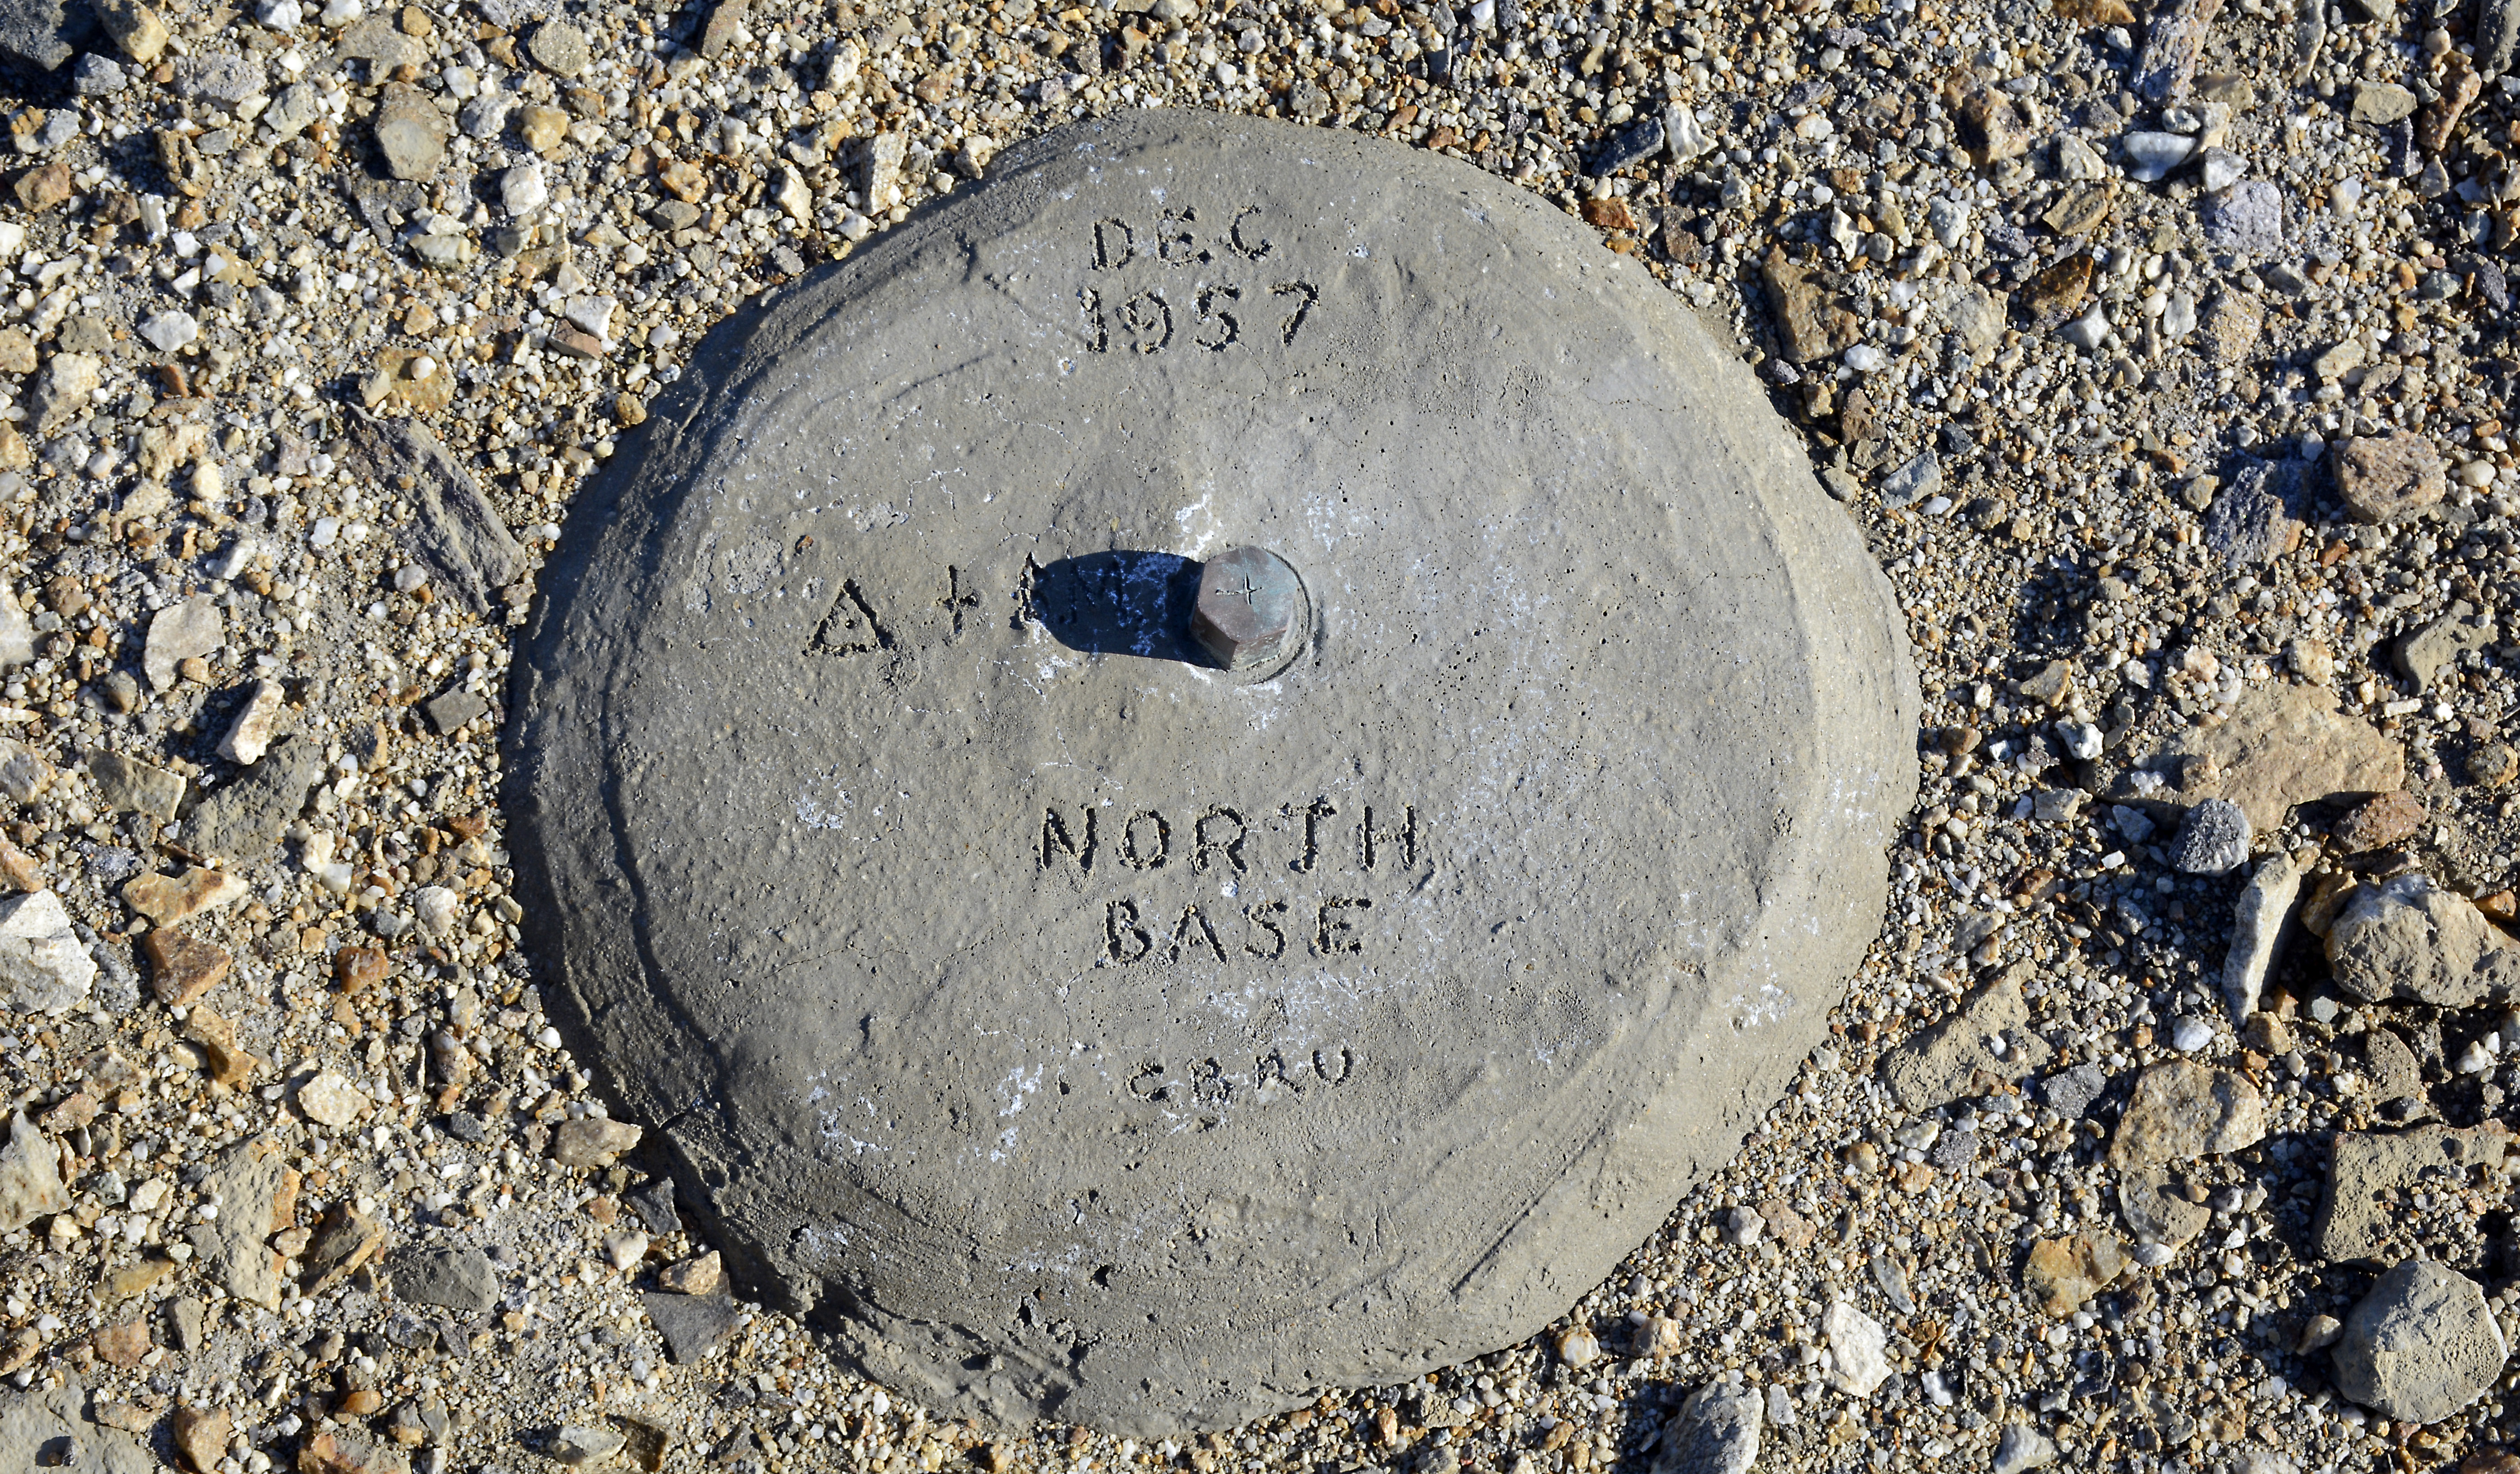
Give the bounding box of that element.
[1189,547,1306,671]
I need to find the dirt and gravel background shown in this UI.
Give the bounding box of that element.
[1,0,2520,1468]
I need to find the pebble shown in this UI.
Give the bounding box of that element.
[373,84,451,182]
[2121,130,2196,182]
[2200,178,2285,254]
[527,17,590,76]
[1990,1422,2058,1474]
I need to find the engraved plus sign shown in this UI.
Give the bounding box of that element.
[936,566,982,638]
[1220,573,1261,608]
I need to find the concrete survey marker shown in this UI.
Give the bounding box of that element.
[508,110,1918,1432]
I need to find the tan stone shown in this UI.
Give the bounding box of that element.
[2316,1124,2511,1263]
[2110,1061,2267,1169]
[551,1116,642,1168]
[124,866,248,926]
[2147,682,2405,835]
[173,1406,233,1474]
[89,1317,150,1368]
[2335,791,2426,853]
[145,925,232,1006]
[2022,1232,2125,1315]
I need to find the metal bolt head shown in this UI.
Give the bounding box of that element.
[1190,547,1305,671]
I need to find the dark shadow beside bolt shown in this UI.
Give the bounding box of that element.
[1027,551,1210,665]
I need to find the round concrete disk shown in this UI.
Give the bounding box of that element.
[508,109,1918,1434]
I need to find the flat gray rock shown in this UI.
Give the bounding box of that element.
[183,736,323,865]
[391,1247,498,1312]
[0,1381,153,1474]
[510,110,1916,1433]
[185,1137,288,1309]
[644,1290,741,1363]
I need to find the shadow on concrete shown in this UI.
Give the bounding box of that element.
[1026,551,1209,666]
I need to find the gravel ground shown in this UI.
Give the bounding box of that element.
[1,0,2519,1469]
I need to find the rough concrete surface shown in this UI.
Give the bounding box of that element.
[510,110,1918,1432]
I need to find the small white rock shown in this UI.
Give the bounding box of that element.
[499,160,547,216]
[1822,1298,1890,1396]
[138,310,200,353]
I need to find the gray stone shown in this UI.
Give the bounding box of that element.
[0,1112,67,1230]
[2333,1259,2507,1424]
[0,0,95,71]
[337,13,424,69]
[391,1247,498,1312]
[2316,1125,2511,1263]
[171,52,262,106]
[1880,968,2051,1112]
[88,752,185,818]
[1590,116,1663,177]
[263,80,321,139]
[184,1137,286,1309]
[338,412,527,616]
[2222,851,2301,1022]
[2040,1063,2107,1120]
[2487,0,2520,77]
[423,689,492,735]
[2117,1168,2209,1247]
[643,1291,740,1363]
[182,736,323,865]
[526,17,589,75]
[2203,458,2308,569]
[2201,180,2283,256]
[627,1178,682,1238]
[0,1381,154,1474]
[2167,797,2251,875]
[142,594,223,693]
[2326,872,2520,1008]
[2131,0,2217,102]
[0,890,94,1014]
[509,111,1917,1435]
[1650,1383,1760,1474]
[0,737,51,802]
[373,84,449,181]
[1878,449,1942,508]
